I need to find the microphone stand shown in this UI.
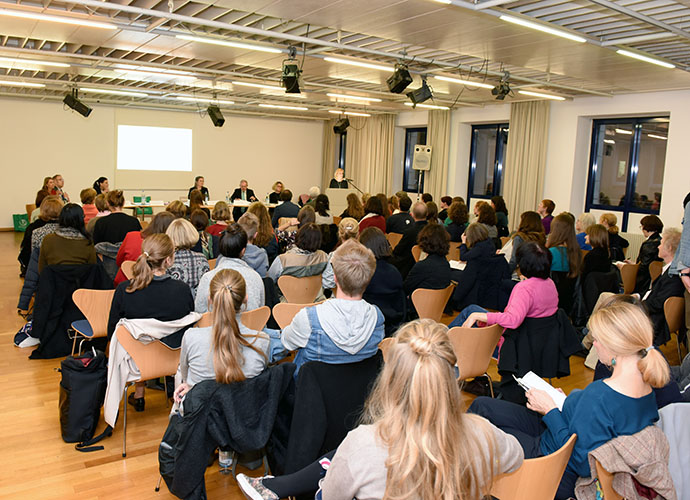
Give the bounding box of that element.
[345,178,364,195]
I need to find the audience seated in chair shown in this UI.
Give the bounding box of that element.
[92,190,141,245]
[166,218,210,298]
[632,214,664,294]
[390,201,428,279]
[468,299,669,500]
[314,194,333,225]
[492,195,510,238]
[385,195,412,234]
[504,211,545,274]
[37,203,96,273]
[600,213,629,262]
[322,218,360,290]
[575,212,595,251]
[280,239,384,375]
[339,192,365,222]
[444,200,469,242]
[195,223,265,313]
[271,189,300,228]
[238,319,524,500]
[237,212,269,278]
[275,205,315,254]
[546,213,582,316]
[206,201,231,237]
[358,195,386,234]
[189,209,219,260]
[247,201,281,265]
[581,224,612,282]
[18,195,62,276]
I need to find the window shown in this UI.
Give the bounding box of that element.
[337,132,347,172]
[468,124,508,200]
[586,117,668,231]
[403,127,427,193]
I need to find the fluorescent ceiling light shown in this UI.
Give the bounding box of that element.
[647,134,667,140]
[434,75,494,89]
[176,35,282,54]
[433,0,453,3]
[404,102,450,110]
[518,90,566,101]
[258,103,308,111]
[329,110,371,117]
[0,57,69,68]
[326,93,382,102]
[115,69,197,82]
[0,8,117,29]
[499,15,586,43]
[615,128,633,135]
[232,81,282,90]
[81,87,149,98]
[175,96,235,105]
[616,49,675,69]
[603,139,615,144]
[0,80,45,88]
[324,57,393,72]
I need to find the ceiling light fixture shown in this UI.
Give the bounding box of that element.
[518,90,566,101]
[176,35,282,54]
[232,81,282,90]
[115,69,197,81]
[0,80,45,88]
[326,93,382,103]
[647,134,667,140]
[615,128,633,135]
[258,103,308,111]
[499,15,586,43]
[434,75,494,89]
[175,96,235,106]
[0,57,69,68]
[616,49,675,69]
[81,87,149,98]
[0,8,117,29]
[403,102,449,110]
[329,110,371,117]
[324,57,393,72]
[603,139,615,144]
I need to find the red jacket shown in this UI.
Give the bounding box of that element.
[358,214,386,234]
[114,230,143,285]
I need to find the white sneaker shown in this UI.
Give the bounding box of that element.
[236,473,277,500]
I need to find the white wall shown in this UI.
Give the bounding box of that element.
[1,98,324,227]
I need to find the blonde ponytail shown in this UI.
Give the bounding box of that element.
[126,233,174,293]
[638,347,670,388]
[209,269,267,384]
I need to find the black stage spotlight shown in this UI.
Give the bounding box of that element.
[387,63,413,94]
[406,77,432,107]
[63,89,92,117]
[207,105,225,127]
[491,73,512,100]
[281,46,302,94]
[333,117,350,134]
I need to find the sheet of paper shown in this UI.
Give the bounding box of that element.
[514,371,567,411]
[449,260,466,271]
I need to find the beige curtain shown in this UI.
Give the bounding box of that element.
[503,101,551,232]
[426,109,451,201]
[321,118,339,192]
[344,114,396,195]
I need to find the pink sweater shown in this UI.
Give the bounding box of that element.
[486,277,558,330]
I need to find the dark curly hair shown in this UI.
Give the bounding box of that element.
[448,201,469,225]
[477,203,497,226]
[417,222,450,256]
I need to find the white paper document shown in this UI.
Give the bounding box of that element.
[449,260,466,271]
[513,371,567,411]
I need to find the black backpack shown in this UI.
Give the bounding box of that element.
[58,349,107,444]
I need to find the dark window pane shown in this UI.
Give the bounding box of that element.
[591,123,633,207]
[472,127,497,197]
[633,121,668,211]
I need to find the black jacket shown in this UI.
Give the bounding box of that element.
[445,222,467,242]
[608,232,629,262]
[582,269,620,316]
[329,179,349,189]
[92,213,142,245]
[582,247,611,282]
[643,268,686,345]
[187,186,209,200]
[18,219,48,269]
[453,253,511,312]
[29,264,112,359]
[231,188,257,221]
[390,220,427,278]
[459,238,496,262]
[161,364,295,500]
[386,212,413,234]
[635,233,662,293]
[404,254,451,295]
[272,201,300,228]
[363,259,406,337]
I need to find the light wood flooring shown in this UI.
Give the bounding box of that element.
[0,232,681,499]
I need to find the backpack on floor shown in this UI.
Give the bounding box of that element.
[58,348,107,444]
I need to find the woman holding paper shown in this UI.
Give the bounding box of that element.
[468,299,669,499]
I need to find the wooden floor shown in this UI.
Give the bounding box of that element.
[0,232,681,499]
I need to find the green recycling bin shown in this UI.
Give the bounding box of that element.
[13,213,29,232]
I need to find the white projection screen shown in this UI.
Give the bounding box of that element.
[115,124,193,189]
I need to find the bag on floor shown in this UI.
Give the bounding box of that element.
[58,348,107,444]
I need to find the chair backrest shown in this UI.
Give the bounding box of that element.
[411,284,456,322]
[72,289,116,339]
[278,216,298,232]
[278,275,322,303]
[500,236,510,247]
[115,325,181,381]
[273,302,314,329]
[386,232,403,250]
[491,434,577,500]
[649,260,663,283]
[140,220,150,230]
[447,324,503,380]
[120,260,136,280]
[26,203,36,219]
[378,337,395,362]
[411,244,422,262]
[664,296,685,335]
[241,306,271,331]
[594,459,623,500]
[208,258,217,270]
[333,216,342,225]
[446,242,461,262]
[619,263,639,294]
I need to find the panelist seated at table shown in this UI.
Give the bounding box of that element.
[188,175,209,201]
[231,179,257,221]
[329,168,349,189]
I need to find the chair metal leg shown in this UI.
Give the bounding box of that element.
[71,332,78,356]
[122,385,128,458]
[78,338,86,356]
[486,373,495,398]
[155,475,162,492]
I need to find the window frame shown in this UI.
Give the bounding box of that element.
[585,116,668,231]
[402,127,428,194]
[467,123,509,201]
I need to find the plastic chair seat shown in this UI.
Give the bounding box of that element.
[71,319,94,338]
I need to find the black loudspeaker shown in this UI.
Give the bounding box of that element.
[406,80,432,106]
[63,93,92,117]
[207,106,225,127]
[281,61,301,93]
[387,65,413,94]
[333,118,350,134]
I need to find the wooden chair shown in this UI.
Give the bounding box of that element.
[333,216,342,225]
[446,242,461,262]
[411,284,456,322]
[491,434,577,500]
[386,232,402,250]
[278,275,322,303]
[278,216,298,232]
[500,236,510,247]
[208,258,217,270]
[594,459,623,500]
[70,289,116,355]
[115,325,181,457]
[378,337,396,362]
[273,302,315,329]
[619,263,639,294]
[447,324,503,397]
[140,220,150,230]
[120,260,136,280]
[411,244,423,262]
[664,296,686,362]
[649,260,663,283]
[581,249,590,259]
[196,306,270,331]
[26,203,36,220]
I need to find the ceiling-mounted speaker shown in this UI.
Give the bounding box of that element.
[406,78,432,107]
[387,63,413,94]
[63,90,92,117]
[207,105,225,127]
[333,117,350,134]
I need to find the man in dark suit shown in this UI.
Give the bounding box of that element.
[271,189,300,228]
[390,201,428,279]
[230,179,256,221]
[386,195,414,234]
